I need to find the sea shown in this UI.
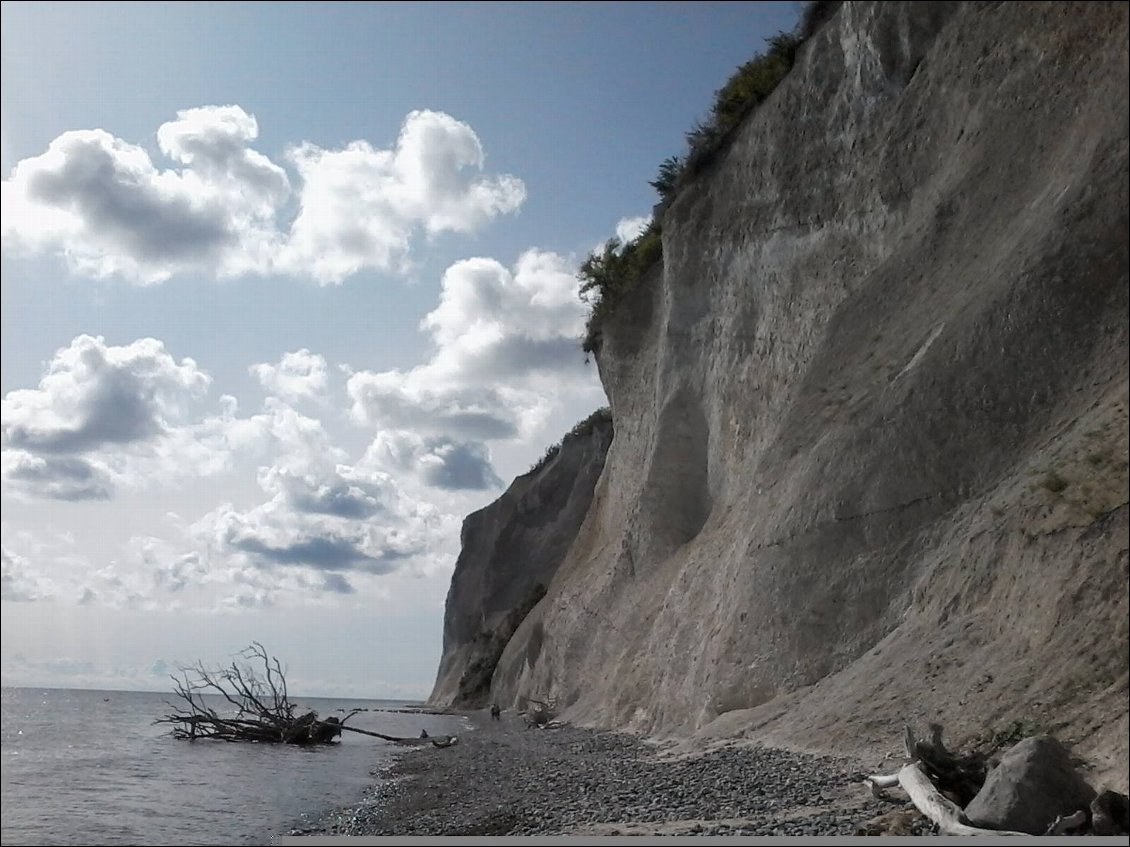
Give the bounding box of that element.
[0,686,467,845]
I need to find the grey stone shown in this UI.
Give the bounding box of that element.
[1091,789,1130,836]
[964,736,1096,834]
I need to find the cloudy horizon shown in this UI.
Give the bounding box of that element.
[1,1,799,698]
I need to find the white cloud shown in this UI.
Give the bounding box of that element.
[0,528,156,609]
[156,105,290,212]
[1,451,112,501]
[2,335,210,453]
[366,431,502,491]
[2,106,523,284]
[132,536,205,594]
[250,349,328,403]
[1,545,54,602]
[615,214,651,244]
[185,399,458,596]
[0,337,361,502]
[348,249,599,470]
[282,110,526,283]
[1,335,216,500]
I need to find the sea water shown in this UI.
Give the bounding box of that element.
[1,687,464,845]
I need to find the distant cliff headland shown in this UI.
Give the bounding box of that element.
[428,0,1129,792]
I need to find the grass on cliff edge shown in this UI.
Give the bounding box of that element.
[528,406,612,475]
[578,1,841,354]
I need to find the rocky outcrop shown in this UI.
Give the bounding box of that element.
[486,0,1127,788]
[964,736,1096,835]
[427,410,613,707]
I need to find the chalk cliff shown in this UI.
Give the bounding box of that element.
[437,1,1129,788]
[429,410,613,708]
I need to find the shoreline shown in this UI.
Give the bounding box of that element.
[288,709,932,837]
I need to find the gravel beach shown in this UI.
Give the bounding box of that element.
[289,710,934,837]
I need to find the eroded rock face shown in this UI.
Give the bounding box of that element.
[427,412,613,708]
[487,0,1128,788]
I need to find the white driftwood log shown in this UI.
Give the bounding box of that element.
[897,761,1027,836]
[1045,810,1087,835]
[864,772,902,797]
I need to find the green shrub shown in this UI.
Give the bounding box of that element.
[991,719,1042,749]
[681,31,803,182]
[528,443,561,475]
[528,407,613,475]
[649,155,684,205]
[580,222,663,353]
[1041,470,1069,494]
[568,405,612,438]
[580,3,834,348]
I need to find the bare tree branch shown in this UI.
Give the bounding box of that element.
[154,644,456,747]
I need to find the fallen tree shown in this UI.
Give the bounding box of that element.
[155,643,450,746]
[863,723,1129,836]
[521,696,558,729]
[864,725,1026,836]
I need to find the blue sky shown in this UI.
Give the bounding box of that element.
[1,1,800,698]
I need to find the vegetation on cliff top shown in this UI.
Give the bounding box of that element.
[578,1,841,354]
[528,406,612,475]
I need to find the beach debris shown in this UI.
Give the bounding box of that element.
[155,642,448,747]
[1090,790,1130,835]
[862,723,1129,836]
[963,736,1096,834]
[521,696,557,729]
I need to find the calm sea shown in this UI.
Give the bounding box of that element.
[1,687,465,845]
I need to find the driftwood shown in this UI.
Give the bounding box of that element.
[866,724,1130,837]
[522,696,558,729]
[897,760,1026,836]
[155,642,352,744]
[1045,810,1088,835]
[155,643,454,748]
[865,724,1025,836]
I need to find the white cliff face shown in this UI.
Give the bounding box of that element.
[428,412,613,708]
[491,1,1128,788]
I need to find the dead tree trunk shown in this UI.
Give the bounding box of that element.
[155,643,453,747]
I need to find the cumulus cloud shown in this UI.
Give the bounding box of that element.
[250,349,328,403]
[2,335,210,453]
[2,546,54,602]
[191,402,454,587]
[1,452,111,501]
[348,249,597,481]
[156,105,290,209]
[2,106,524,284]
[366,431,502,491]
[132,536,205,594]
[282,110,526,282]
[615,214,651,244]
[1,335,215,500]
[197,467,440,576]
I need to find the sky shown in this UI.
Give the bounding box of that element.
[1,0,800,699]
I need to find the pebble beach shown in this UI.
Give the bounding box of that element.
[289,709,934,837]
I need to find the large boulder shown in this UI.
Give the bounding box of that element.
[964,736,1096,834]
[1091,790,1130,836]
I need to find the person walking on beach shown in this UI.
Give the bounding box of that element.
[490,703,501,721]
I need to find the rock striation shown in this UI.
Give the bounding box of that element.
[428,410,613,707]
[435,0,1129,789]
